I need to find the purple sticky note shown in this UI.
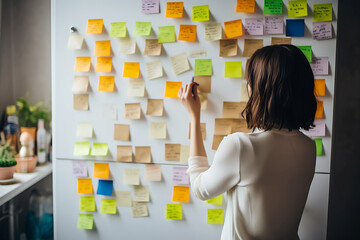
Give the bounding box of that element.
[245,18,264,36]
[264,16,284,35]
[72,161,88,177]
[310,57,329,76]
[313,22,332,40]
[302,119,326,137]
[172,167,189,185]
[141,0,160,14]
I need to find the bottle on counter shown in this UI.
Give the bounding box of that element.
[4,105,20,152]
[37,119,47,165]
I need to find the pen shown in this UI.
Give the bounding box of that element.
[191,77,199,96]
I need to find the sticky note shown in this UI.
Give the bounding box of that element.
[236,0,255,13]
[123,62,140,78]
[271,37,292,45]
[102,103,117,120]
[212,135,226,150]
[313,22,332,40]
[95,40,111,57]
[158,26,176,43]
[206,195,223,205]
[78,178,93,194]
[93,163,109,179]
[145,164,162,182]
[220,39,238,57]
[315,138,323,156]
[172,186,190,203]
[119,38,136,55]
[243,39,263,58]
[114,124,130,141]
[166,204,182,220]
[240,83,250,102]
[166,2,184,18]
[124,103,141,120]
[225,62,242,78]
[173,167,189,185]
[116,145,133,162]
[146,60,163,81]
[178,25,197,42]
[189,122,206,140]
[135,146,151,163]
[315,100,323,119]
[195,59,212,76]
[245,18,264,36]
[170,53,190,75]
[141,0,160,14]
[98,76,115,92]
[110,22,127,37]
[288,1,308,17]
[72,76,89,93]
[314,79,325,97]
[128,79,145,97]
[224,19,243,39]
[264,0,283,15]
[90,143,109,156]
[80,196,95,212]
[313,3,332,22]
[189,49,207,58]
[86,19,103,34]
[214,118,249,135]
[204,23,222,41]
[100,199,117,214]
[123,168,140,185]
[68,33,84,49]
[297,46,312,62]
[192,5,209,21]
[74,57,91,72]
[144,39,162,56]
[146,99,164,116]
[97,180,113,196]
[286,19,304,37]
[77,214,93,230]
[72,161,88,177]
[116,191,132,207]
[199,92,208,110]
[74,141,90,156]
[73,93,91,110]
[310,57,329,75]
[96,57,112,72]
[133,185,150,202]
[150,122,167,139]
[77,122,93,138]
[207,209,224,224]
[222,102,246,118]
[194,76,211,93]
[134,22,152,36]
[180,145,190,163]
[164,81,182,98]
[132,202,149,217]
[301,119,325,137]
[264,16,284,35]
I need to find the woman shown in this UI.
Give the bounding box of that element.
[178,45,317,240]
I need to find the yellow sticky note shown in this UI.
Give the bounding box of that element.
[166,204,182,220]
[236,0,255,13]
[95,40,111,57]
[166,2,184,18]
[74,141,90,156]
[91,143,109,156]
[78,178,93,194]
[93,163,109,179]
[98,76,115,92]
[95,57,112,72]
[80,196,96,211]
[314,79,325,97]
[149,122,167,139]
[172,186,190,203]
[110,22,127,37]
[74,57,91,72]
[77,214,94,229]
[224,19,243,39]
[207,209,224,224]
[178,25,197,42]
[225,62,242,78]
[288,1,308,17]
[192,5,209,21]
[100,199,117,214]
[123,62,140,78]
[206,195,223,205]
[164,81,182,98]
[315,100,323,119]
[313,3,332,22]
[86,19,103,34]
[134,22,152,36]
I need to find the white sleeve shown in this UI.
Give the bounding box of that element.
[187,134,241,201]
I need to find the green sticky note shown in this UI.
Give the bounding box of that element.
[206,195,223,205]
[77,214,94,230]
[80,196,96,212]
[74,142,90,156]
[225,61,242,78]
[133,22,152,36]
[166,204,182,220]
[315,138,323,156]
[100,199,117,214]
[288,1,308,17]
[264,0,283,15]
[90,143,109,156]
[158,26,176,43]
[313,3,332,22]
[110,22,127,37]
[195,59,212,76]
[192,5,210,21]
[207,209,224,224]
[297,46,312,62]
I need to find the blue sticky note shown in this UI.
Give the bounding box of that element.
[286,19,305,37]
[97,180,113,196]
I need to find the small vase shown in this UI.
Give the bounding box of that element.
[20,127,37,142]
[0,165,16,180]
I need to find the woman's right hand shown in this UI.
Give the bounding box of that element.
[178,82,201,121]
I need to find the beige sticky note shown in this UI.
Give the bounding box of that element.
[125,103,141,119]
[165,144,181,161]
[145,164,162,182]
[243,39,263,57]
[220,39,238,57]
[123,168,140,185]
[189,123,206,140]
[68,33,84,50]
[132,202,148,217]
[205,23,222,41]
[116,191,132,207]
[180,145,190,163]
[133,186,150,202]
[119,38,136,55]
[212,135,226,150]
[146,60,163,80]
[72,76,89,93]
[198,92,208,110]
[240,83,250,102]
[74,94,89,110]
[222,102,247,118]
[170,53,190,75]
[114,124,130,141]
[271,37,292,45]
[232,119,250,133]
[77,122,93,138]
[189,49,206,58]
[194,76,211,93]
[128,79,145,97]
[146,99,164,116]
[135,146,151,163]
[214,119,234,135]
[144,39,162,56]
[149,122,167,139]
[116,145,133,162]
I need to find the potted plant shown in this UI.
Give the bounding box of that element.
[0,144,17,180]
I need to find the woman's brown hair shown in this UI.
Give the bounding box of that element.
[242,44,317,131]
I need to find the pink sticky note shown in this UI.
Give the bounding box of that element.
[302,119,326,137]
[313,22,332,40]
[245,18,264,36]
[173,167,189,185]
[72,161,88,177]
[264,16,284,35]
[310,57,329,76]
[141,0,160,14]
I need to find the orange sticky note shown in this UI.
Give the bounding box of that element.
[314,79,325,97]
[315,100,324,119]
[178,25,197,42]
[93,163,110,179]
[164,81,182,99]
[78,178,93,194]
[224,19,243,38]
[95,40,111,57]
[98,76,115,92]
[86,19,103,34]
[123,62,140,78]
[236,0,255,13]
[172,186,190,203]
[95,57,112,72]
[166,2,184,18]
[74,57,91,72]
